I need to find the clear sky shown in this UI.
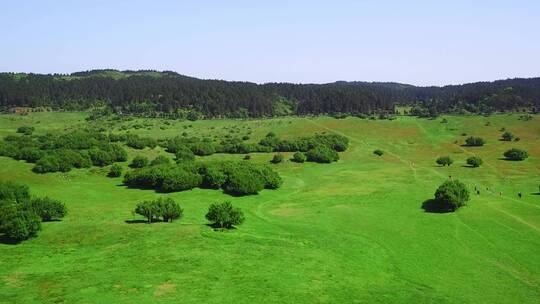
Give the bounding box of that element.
[1,0,539,86]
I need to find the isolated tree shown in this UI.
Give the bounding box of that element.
[501,131,514,141]
[373,149,384,156]
[205,201,245,229]
[108,164,123,177]
[503,148,528,161]
[291,152,306,163]
[270,154,284,164]
[436,156,454,166]
[465,136,485,146]
[434,180,470,211]
[466,156,483,168]
[130,155,149,168]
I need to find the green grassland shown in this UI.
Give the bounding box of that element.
[0,112,539,303]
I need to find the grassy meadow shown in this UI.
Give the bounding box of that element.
[0,112,539,303]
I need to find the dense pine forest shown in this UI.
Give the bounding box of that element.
[0,70,539,118]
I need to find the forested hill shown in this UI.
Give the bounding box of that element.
[0,70,539,118]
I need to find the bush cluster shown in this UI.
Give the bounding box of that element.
[134,197,183,223]
[503,148,528,161]
[0,131,128,173]
[205,201,245,229]
[291,152,306,163]
[123,161,282,196]
[465,136,485,146]
[436,156,454,166]
[466,156,483,167]
[125,134,157,149]
[0,181,67,242]
[17,126,35,135]
[306,146,339,163]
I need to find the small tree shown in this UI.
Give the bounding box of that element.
[436,156,454,166]
[306,146,339,163]
[0,204,41,241]
[205,201,245,229]
[373,149,384,156]
[156,197,183,222]
[501,131,514,141]
[270,154,284,164]
[503,148,528,161]
[466,156,483,168]
[108,164,123,177]
[291,152,306,163]
[465,136,485,146]
[26,197,67,221]
[434,180,470,212]
[134,200,159,223]
[130,156,149,168]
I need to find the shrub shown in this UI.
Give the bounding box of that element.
[243,155,251,160]
[223,170,265,195]
[436,156,454,166]
[466,156,483,168]
[190,142,216,156]
[270,154,284,164]
[156,197,183,222]
[88,148,113,167]
[503,148,528,161]
[501,131,514,141]
[205,201,245,229]
[0,205,41,241]
[26,197,67,221]
[0,181,30,203]
[200,167,227,189]
[306,146,339,163]
[291,152,306,163]
[150,155,171,166]
[134,200,159,223]
[130,156,149,168]
[108,164,123,177]
[434,180,470,211]
[33,155,62,173]
[160,169,202,192]
[175,147,195,163]
[17,126,34,135]
[465,136,485,146]
[373,149,384,156]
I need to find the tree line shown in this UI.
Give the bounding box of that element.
[1,70,539,117]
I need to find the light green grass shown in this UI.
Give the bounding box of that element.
[0,113,539,303]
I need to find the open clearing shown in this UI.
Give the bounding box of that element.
[0,112,539,303]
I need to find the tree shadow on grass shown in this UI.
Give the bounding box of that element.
[421,199,454,213]
[532,193,540,196]
[205,223,237,230]
[0,234,21,245]
[124,219,149,224]
[461,165,477,168]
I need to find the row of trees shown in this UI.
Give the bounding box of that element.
[123,161,282,196]
[436,148,527,168]
[134,199,244,229]
[0,181,67,242]
[1,71,539,117]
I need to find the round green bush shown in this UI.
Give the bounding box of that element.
[108,164,123,177]
[466,156,483,167]
[434,180,470,211]
[503,148,528,161]
[205,201,245,229]
[306,146,339,163]
[291,152,306,163]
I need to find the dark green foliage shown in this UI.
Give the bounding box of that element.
[108,164,123,177]
[0,205,41,241]
[503,148,528,161]
[501,131,514,141]
[270,154,284,164]
[373,149,384,156]
[130,155,149,168]
[291,152,306,163]
[160,169,202,192]
[205,201,245,229]
[222,169,265,195]
[200,167,227,189]
[26,197,67,221]
[243,155,251,160]
[134,197,183,223]
[436,156,454,166]
[0,181,65,242]
[150,155,171,166]
[17,126,35,135]
[306,146,339,163]
[466,156,483,167]
[465,136,485,146]
[434,180,470,212]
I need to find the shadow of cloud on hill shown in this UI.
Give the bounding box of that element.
[421,199,454,214]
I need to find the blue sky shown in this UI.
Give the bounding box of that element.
[1,0,539,85]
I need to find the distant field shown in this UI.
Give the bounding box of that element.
[0,112,539,303]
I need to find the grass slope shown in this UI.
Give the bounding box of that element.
[0,113,539,303]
